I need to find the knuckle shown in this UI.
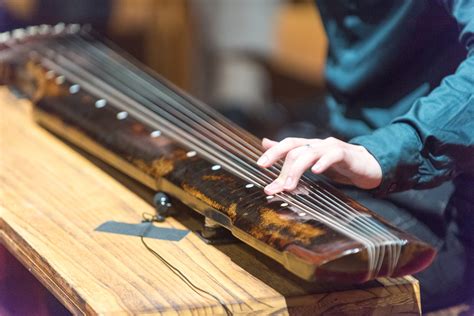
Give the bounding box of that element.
[325,136,341,145]
[284,174,298,189]
[283,137,301,146]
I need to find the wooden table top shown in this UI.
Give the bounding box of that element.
[0,88,421,315]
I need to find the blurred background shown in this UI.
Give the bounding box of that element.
[1,0,328,139]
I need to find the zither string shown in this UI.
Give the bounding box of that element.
[65,34,402,276]
[38,51,383,277]
[67,34,404,276]
[76,34,404,276]
[49,38,392,242]
[23,32,404,276]
[42,33,402,278]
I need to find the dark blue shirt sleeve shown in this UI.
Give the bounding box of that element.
[350,0,474,195]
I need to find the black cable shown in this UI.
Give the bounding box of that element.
[140,214,232,316]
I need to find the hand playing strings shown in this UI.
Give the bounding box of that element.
[257,137,382,195]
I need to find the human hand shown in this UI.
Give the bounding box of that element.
[257,137,383,195]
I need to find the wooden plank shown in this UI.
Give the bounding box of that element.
[0,88,421,315]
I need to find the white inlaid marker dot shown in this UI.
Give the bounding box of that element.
[55,75,65,85]
[116,111,128,120]
[211,165,221,171]
[150,130,161,138]
[45,70,55,80]
[266,195,274,200]
[95,99,106,108]
[0,32,10,43]
[280,202,289,207]
[186,151,197,158]
[69,84,80,94]
[245,183,254,189]
[298,212,306,217]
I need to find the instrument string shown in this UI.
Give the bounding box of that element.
[38,50,382,276]
[65,34,402,275]
[59,39,388,238]
[47,33,404,276]
[4,29,404,276]
[85,42,400,278]
[69,36,393,230]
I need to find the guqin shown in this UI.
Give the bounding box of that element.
[0,24,436,283]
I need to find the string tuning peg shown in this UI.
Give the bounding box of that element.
[26,26,39,36]
[39,24,51,35]
[12,28,26,41]
[0,32,10,44]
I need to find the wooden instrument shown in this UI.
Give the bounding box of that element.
[0,24,435,283]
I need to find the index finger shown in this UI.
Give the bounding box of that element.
[257,137,310,168]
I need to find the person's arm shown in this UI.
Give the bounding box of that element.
[258,0,474,196]
[350,0,474,195]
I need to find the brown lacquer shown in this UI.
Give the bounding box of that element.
[0,27,436,282]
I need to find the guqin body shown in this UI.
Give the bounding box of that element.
[0,24,436,282]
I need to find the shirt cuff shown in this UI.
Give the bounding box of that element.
[349,123,423,196]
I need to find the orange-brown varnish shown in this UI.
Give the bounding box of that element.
[183,184,226,212]
[132,158,174,177]
[227,203,238,221]
[202,175,224,181]
[170,149,188,161]
[251,207,325,246]
[131,122,146,134]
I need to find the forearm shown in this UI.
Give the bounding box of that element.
[351,56,474,195]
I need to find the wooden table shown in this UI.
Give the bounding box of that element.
[0,88,422,315]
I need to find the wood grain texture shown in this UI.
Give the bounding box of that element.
[0,88,421,315]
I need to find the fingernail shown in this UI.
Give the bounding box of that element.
[284,177,293,189]
[257,155,268,166]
